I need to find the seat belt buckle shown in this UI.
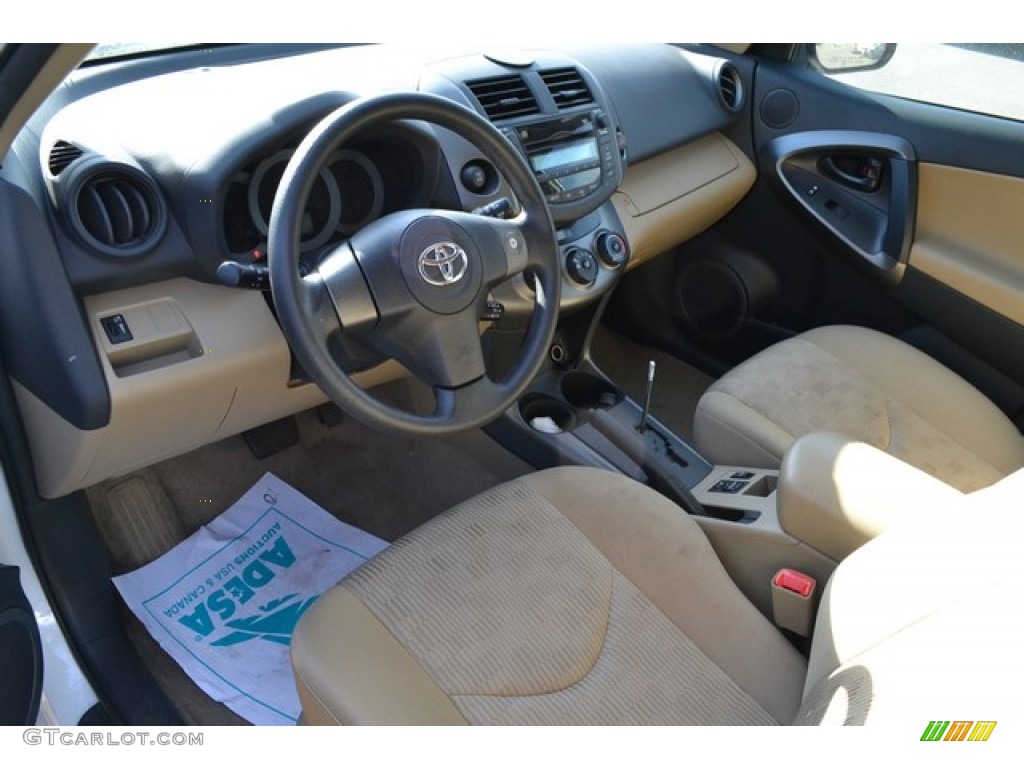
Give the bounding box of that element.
[771,568,817,637]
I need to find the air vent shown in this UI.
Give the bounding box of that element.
[48,141,84,175]
[540,67,593,109]
[716,62,744,112]
[66,164,166,257]
[466,75,539,120]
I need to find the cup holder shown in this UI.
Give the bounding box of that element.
[561,371,623,410]
[519,394,575,434]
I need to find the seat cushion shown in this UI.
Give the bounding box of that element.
[291,467,806,725]
[694,325,1024,492]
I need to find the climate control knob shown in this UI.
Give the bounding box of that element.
[565,247,599,287]
[595,230,629,268]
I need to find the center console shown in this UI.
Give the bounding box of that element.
[692,466,778,524]
[483,319,837,620]
[489,365,711,509]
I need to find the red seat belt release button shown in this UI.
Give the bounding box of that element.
[773,568,815,597]
[771,568,817,636]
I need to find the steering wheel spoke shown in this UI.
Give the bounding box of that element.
[378,307,488,390]
[314,241,379,333]
[433,376,508,422]
[444,210,539,288]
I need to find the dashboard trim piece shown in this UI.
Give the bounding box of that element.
[612,133,756,268]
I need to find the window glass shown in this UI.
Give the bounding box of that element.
[822,44,1024,122]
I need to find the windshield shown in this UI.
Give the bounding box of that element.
[85,43,214,62]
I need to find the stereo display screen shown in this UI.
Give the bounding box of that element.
[529,138,598,174]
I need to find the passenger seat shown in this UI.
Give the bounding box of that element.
[693,325,1024,492]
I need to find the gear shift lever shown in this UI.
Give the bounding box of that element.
[637,359,656,432]
[589,355,707,516]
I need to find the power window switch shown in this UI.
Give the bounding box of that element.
[100,314,133,344]
[710,479,747,494]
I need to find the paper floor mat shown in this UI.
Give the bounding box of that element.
[114,471,387,725]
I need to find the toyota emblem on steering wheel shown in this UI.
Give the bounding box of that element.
[417,241,469,287]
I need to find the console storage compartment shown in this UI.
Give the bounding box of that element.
[778,432,965,561]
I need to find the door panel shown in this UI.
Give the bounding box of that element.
[753,57,1024,178]
[911,163,1024,326]
[748,53,1024,405]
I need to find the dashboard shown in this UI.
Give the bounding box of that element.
[221,127,441,268]
[2,43,758,498]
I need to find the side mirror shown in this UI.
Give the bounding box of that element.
[811,43,897,73]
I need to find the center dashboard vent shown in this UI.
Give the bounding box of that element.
[64,163,167,258]
[540,67,593,109]
[466,75,539,120]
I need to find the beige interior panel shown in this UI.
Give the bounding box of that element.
[612,132,755,268]
[692,468,837,620]
[910,163,1024,325]
[778,433,966,562]
[17,278,408,498]
[12,381,105,500]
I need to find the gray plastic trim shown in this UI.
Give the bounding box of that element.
[765,130,917,285]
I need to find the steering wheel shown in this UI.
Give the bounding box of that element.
[268,92,561,435]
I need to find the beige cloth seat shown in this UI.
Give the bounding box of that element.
[290,466,1019,725]
[694,325,1024,492]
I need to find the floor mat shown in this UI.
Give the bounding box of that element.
[113,472,387,725]
[88,473,186,572]
[590,324,715,443]
[91,403,531,724]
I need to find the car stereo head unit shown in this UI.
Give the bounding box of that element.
[499,109,621,219]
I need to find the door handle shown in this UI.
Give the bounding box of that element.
[820,155,884,192]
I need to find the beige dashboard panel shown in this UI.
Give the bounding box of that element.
[910,163,1024,326]
[612,132,755,268]
[15,278,407,499]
